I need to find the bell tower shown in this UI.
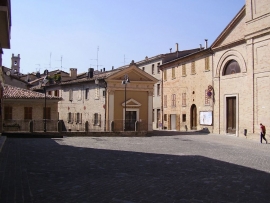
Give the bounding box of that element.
[11,54,20,74]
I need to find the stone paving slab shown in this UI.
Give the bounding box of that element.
[0,133,270,202]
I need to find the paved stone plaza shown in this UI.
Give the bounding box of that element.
[0,132,270,203]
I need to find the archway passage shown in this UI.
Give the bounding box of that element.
[226,97,236,134]
[190,104,197,130]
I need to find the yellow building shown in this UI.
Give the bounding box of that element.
[105,61,158,131]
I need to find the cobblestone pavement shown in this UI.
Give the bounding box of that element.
[0,133,270,203]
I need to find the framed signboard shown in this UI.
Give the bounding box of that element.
[199,111,213,125]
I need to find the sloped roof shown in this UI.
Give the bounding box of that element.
[3,85,61,100]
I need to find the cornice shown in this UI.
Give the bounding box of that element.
[212,39,246,52]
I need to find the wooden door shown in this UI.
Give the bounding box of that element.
[125,111,136,131]
[190,104,197,130]
[226,97,236,134]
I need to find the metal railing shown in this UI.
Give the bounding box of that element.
[2,119,149,132]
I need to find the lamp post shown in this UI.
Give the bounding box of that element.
[122,74,130,131]
[43,70,49,132]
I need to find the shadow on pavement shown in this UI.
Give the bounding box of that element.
[149,129,210,136]
[0,138,269,203]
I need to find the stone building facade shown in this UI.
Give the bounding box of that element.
[212,0,270,139]
[160,48,213,132]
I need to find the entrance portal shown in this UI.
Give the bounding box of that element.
[190,104,197,130]
[226,97,236,134]
[125,111,137,131]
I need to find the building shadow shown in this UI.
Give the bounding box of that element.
[0,138,269,203]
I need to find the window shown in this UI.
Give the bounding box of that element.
[182,93,186,106]
[68,112,73,123]
[69,89,73,101]
[171,94,176,107]
[157,84,160,96]
[205,90,210,105]
[76,113,82,123]
[43,107,51,119]
[172,67,175,79]
[4,106,12,120]
[191,61,195,74]
[182,64,186,76]
[157,63,160,74]
[164,95,167,108]
[164,69,167,80]
[182,114,186,122]
[24,107,32,120]
[222,60,240,75]
[85,88,89,99]
[152,109,155,122]
[152,64,155,74]
[93,113,101,126]
[205,57,210,71]
[103,90,106,97]
[164,114,167,121]
[48,91,52,95]
[54,90,59,97]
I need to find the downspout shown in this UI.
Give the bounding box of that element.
[252,39,255,133]
[104,80,107,131]
[161,64,164,130]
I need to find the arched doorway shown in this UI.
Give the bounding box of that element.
[190,104,197,130]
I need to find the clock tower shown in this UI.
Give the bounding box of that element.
[11,53,20,74]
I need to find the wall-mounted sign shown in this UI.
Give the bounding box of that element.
[199,111,212,125]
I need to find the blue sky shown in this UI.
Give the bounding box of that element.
[2,0,245,74]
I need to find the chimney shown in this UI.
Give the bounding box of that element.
[103,68,105,72]
[70,68,77,79]
[200,44,202,50]
[176,43,179,52]
[170,48,172,53]
[112,66,114,70]
[88,68,94,78]
[205,39,208,48]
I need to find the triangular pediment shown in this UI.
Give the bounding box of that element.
[212,6,246,49]
[107,63,158,83]
[122,98,141,107]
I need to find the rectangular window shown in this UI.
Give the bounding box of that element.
[205,89,210,105]
[93,113,101,126]
[69,89,73,101]
[152,64,155,74]
[164,69,167,80]
[103,90,106,97]
[85,88,89,99]
[157,63,160,74]
[76,113,82,123]
[164,95,167,108]
[191,61,196,74]
[182,93,186,106]
[54,90,59,97]
[172,67,175,79]
[164,114,167,121]
[68,112,73,123]
[182,114,186,122]
[171,94,176,107]
[48,91,52,95]
[24,107,32,120]
[4,106,12,120]
[157,84,160,96]
[182,64,186,76]
[205,57,210,71]
[152,109,155,122]
[43,107,51,119]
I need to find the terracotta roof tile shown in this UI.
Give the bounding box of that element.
[3,85,61,100]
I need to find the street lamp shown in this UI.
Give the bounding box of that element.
[122,74,130,131]
[43,70,49,132]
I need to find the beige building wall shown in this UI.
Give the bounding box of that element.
[162,51,213,132]
[213,0,270,139]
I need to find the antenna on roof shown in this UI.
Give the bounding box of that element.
[90,46,103,71]
[124,55,128,65]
